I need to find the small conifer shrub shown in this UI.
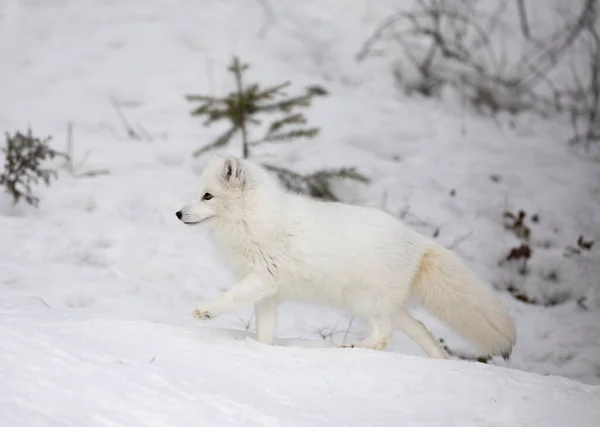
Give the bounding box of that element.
[185,56,368,201]
[0,129,64,207]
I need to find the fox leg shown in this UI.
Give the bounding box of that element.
[193,273,275,320]
[254,296,278,344]
[393,311,448,359]
[342,316,392,351]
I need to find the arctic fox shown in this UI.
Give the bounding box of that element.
[176,155,516,359]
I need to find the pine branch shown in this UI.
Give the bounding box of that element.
[185,94,220,102]
[262,164,369,201]
[189,101,218,118]
[201,105,232,126]
[312,167,370,183]
[271,113,307,129]
[250,114,318,146]
[251,128,319,146]
[255,81,292,100]
[192,126,239,157]
[256,94,313,113]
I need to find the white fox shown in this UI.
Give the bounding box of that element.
[176,155,516,359]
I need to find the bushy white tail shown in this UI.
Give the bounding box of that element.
[411,244,516,358]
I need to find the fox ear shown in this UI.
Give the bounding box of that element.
[222,157,244,186]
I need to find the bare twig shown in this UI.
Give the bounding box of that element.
[77,169,111,178]
[516,0,595,89]
[256,0,277,38]
[379,190,389,210]
[438,338,493,363]
[110,98,151,141]
[341,317,355,345]
[136,122,154,142]
[236,313,255,331]
[577,296,589,310]
[35,297,52,309]
[64,121,74,174]
[565,10,600,147]
[516,0,531,39]
[316,322,339,343]
[447,230,474,250]
[62,122,110,179]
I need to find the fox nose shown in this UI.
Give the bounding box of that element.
[176,210,183,220]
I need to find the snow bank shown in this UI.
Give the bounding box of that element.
[1,299,599,427]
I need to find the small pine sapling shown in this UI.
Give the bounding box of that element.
[185,56,368,201]
[0,129,65,207]
[186,56,324,158]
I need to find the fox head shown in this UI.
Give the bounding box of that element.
[176,155,248,225]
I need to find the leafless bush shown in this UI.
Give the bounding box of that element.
[357,0,599,145]
[566,24,600,147]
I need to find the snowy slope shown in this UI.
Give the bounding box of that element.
[2,299,599,427]
[1,0,600,425]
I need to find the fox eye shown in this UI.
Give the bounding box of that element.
[202,192,213,201]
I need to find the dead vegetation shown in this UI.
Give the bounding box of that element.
[498,205,595,308]
[62,122,110,178]
[356,0,599,148]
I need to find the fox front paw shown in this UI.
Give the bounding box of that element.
[192,308,214,320]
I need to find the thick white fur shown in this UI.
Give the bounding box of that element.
[177,155,516,359]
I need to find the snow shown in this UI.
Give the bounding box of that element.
[3,299,599,427]
[1,0,600,425]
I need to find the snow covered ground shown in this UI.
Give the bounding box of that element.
[1,0,600,425]
[2,299,599,427]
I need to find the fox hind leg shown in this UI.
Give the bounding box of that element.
[341,316,392,351]
[393,311,448,359]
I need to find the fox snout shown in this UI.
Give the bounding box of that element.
[176,206,212,225]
